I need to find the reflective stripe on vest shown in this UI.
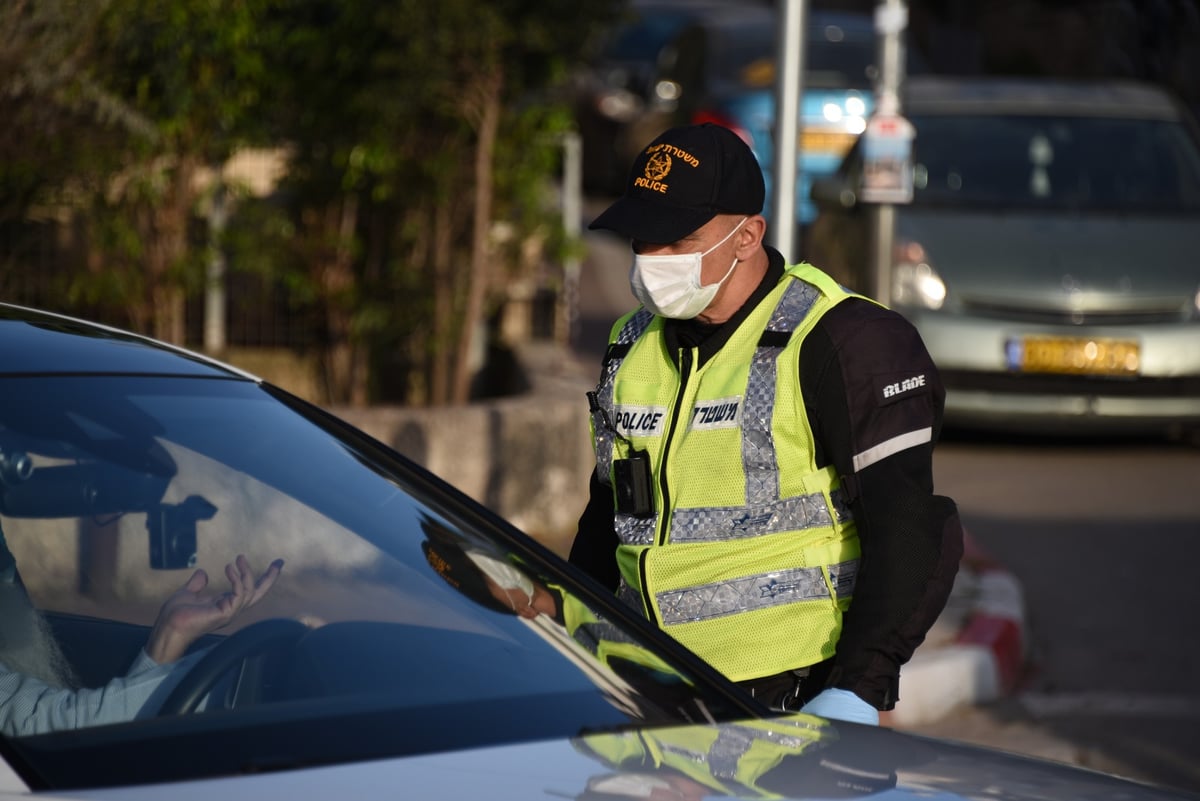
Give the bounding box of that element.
[656,558,861,625]
[591,308,655,499]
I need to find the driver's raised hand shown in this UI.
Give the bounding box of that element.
[145,555,284,665]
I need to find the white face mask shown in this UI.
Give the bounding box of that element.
[629,217,747,319]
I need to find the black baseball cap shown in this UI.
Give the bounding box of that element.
[589,123,765,244]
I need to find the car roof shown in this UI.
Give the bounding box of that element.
[671,2,773,31]
[902,75,1183,120]
[677,5,871,37]
[0,303,258,380]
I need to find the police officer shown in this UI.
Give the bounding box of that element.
[569,123,964,724]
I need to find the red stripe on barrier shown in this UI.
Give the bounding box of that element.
[957,614,1023,692]
[961,527,1002,572]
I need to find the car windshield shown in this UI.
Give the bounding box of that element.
[0,368,746,791]
[909,113,1200,213]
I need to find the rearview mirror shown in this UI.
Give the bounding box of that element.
[147,496,216,570]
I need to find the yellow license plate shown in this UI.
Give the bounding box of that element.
[799,129,858,156]
[1006,336,1140,376]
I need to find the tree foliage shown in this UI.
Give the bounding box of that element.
[0,0,624,405]
[0,0,138,218]
[249,0,620,405]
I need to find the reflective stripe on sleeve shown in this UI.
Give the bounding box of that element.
[851,427,933,472]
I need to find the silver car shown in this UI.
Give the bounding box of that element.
[807,76,1200,437]
[0,301,1195,799]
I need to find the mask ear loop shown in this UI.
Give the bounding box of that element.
[700,215,749,258]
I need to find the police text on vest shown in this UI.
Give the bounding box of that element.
[614,405,667,437]
[689,397,742,431]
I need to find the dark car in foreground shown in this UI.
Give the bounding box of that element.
[0,302,1193,799]
[807,76,1200,437]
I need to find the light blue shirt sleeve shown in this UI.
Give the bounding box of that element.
[0,649,203,737]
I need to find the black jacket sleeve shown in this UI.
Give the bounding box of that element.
[801,298,964,710]
[569,469,622,592]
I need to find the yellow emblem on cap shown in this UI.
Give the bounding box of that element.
[636,150,672,194]
[645,150,672,181]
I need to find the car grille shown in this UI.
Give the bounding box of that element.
[959,298,1189,326]
[940,369,1200,396]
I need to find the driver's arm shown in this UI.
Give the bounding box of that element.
[0,650,202,737]
[0,555,281,736]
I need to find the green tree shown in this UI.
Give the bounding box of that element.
[2,0,622,406]
[0,0,147,306]
[251,0,620,406]
[70,0,272,342]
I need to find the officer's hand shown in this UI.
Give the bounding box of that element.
[799,688,879,725]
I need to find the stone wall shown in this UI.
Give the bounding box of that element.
[327,344,597,558]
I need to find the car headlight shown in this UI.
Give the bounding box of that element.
[891,241,946,310]
[595,88,643,123]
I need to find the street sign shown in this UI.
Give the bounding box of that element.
[860,111,915,204]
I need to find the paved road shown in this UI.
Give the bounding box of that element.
[914,435,1200,795]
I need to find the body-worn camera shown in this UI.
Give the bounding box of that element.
[613,449,654,518]
[588,390,655,518]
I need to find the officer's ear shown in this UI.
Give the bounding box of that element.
[736,215,767,257]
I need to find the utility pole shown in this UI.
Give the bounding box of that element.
[771,0,807,262]
[863,0,913,306]
[204,181,228,355]
[561,130,583,347]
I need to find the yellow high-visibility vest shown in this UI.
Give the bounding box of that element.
[589,263,863,681]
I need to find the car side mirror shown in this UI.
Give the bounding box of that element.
[811,176,857,210]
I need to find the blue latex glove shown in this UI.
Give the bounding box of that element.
[799,688,880,725]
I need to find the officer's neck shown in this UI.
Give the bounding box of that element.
[669,248,785,354]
